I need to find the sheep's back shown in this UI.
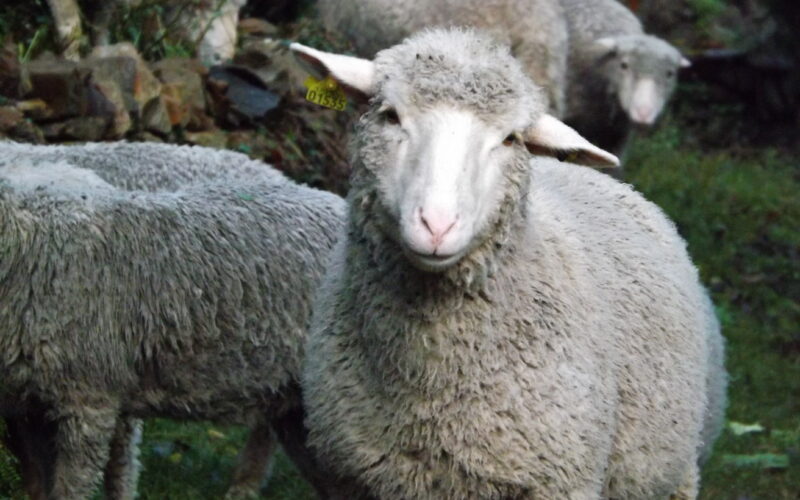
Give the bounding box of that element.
[562,0,643,46]
[0,143,345,422]
[0,141,285,192]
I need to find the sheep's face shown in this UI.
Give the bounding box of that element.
[290,28,618,273]
[359,103,533,272]
[594,35,690,126]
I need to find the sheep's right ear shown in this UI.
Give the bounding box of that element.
[523,114,620,169]
[289,42,376,100]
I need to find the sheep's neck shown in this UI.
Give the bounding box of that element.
[345,190,529,392]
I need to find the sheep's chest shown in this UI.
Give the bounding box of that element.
[321,268,614,498]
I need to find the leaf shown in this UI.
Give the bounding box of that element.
[206,428,225,440]
[237,192,255,201]
[168,452,183,464]
[728,421,765,436]
[722,454,789,469]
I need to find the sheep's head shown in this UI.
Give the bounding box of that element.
[292,29,617,273]
[591,34,690,126]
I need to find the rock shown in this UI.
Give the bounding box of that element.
[151,58,212,131]
[238,18,279,38]
[127,131,166,143]
[86,76,133,138]
[47,0,83,60]
[22,54,132,138]
[0,107,24,133]
[15,99,51,121]
[87,43,165,124]
[142,95,173,136]
[40,116,111,142]
[184,129,230,149]
[0,42,27,98]
[7,120,45,144]
[24,59,92,120]
[0,102,45,143]
[207,65,281,127]
[233,40,292,94]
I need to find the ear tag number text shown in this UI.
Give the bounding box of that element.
[304,76,348,111]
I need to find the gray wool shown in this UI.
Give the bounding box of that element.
[316,0,569,116]
[0,141,346,498]
[562,0,687,156]
[302,29,727,499]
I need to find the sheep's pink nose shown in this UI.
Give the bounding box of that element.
[419,209,458,247]
[632,105,656,125]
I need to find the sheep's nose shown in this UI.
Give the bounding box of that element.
[631,106,656,125]
[419,208,458,247]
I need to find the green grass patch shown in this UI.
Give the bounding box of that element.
[130,419,315,499]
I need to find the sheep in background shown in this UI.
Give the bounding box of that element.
[316,0,570,116]
[562,0,691,157]
[0,141,345,499]
[290,28,726,499]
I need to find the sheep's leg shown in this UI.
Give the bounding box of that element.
[51,402,119,499]
[4,414,57,500]
[224,421,277,499]
[271,407,373,500]
[103,417,144,500]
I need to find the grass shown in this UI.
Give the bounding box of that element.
[129,420,314,499]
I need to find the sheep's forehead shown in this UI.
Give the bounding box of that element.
[618,35,683,69]
[374,29,543,125]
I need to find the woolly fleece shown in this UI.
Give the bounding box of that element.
[317,0,569,116]
[0,141,345,498]
[302,29,727,499]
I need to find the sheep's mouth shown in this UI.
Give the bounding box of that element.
[402,246,464,272]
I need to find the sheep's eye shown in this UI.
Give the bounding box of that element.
[502,134,517,147]
[666,70,675,78]
[620,61,629,70]
[383,108,400,125]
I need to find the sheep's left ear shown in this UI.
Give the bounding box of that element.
[288,42,376,100]
[523,114,620,169]
[680,56,692,68]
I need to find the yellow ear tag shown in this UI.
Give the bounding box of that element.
[304,76,348,111]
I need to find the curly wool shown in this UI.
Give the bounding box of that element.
[317,0,569,115]
[0,141,346,498]
[303,30,727,499]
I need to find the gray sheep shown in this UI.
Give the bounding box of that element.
[290,28,726,499]
[316,0,570,116]
[562,0,691,156]
[0,142,345,499]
